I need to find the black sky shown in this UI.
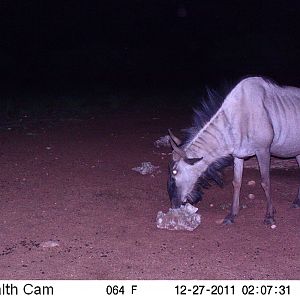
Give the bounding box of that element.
[1,0,300,93]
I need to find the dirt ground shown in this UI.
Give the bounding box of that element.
[0,102,299,280]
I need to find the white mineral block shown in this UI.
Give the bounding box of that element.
[156,203,201,231]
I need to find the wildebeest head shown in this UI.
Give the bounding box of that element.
[167,130,232,208]
[167,130,205,208]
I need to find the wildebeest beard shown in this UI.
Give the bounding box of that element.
[187,155,233,204]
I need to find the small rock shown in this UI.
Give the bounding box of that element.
[220,203,230,210]
[154,135,170,148]
[248,193,255,200]
[271,224,277,229]
[132,162,160,175]
[215,219,224,225]
[39,241,59,248]
[247,180,256,186]
[209,203,214,207]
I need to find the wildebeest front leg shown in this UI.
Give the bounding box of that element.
[256,150,275,224]
[223,157,244,224]
[292,155,300,208]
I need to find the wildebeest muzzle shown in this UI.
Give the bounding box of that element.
[167,175,182,208]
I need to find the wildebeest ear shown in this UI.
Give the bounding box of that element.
[184,157,203,165]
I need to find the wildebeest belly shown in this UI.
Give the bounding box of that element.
[270,133,300,157]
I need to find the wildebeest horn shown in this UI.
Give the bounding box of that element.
[168,129,182,146]
[169,136,186,158]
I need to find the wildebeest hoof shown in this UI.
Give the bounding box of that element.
[223,219,234,225]
[263,217,275,225]
[223,216,234,225]
[292,200,300,208]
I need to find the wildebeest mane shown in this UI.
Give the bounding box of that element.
[188,155,233,204]
[182,86,228,147]
[181,76,276,147]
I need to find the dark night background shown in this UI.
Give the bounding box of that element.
[1,0,300,117]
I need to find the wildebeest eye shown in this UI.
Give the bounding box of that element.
[172,169,178,175]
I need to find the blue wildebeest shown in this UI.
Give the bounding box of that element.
[168,76,300,225]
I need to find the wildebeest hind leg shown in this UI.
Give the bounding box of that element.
[256,150,276,224]
[224,157,244,224]
[292,155,300,208]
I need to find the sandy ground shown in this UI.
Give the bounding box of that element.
[0,103,299,280]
